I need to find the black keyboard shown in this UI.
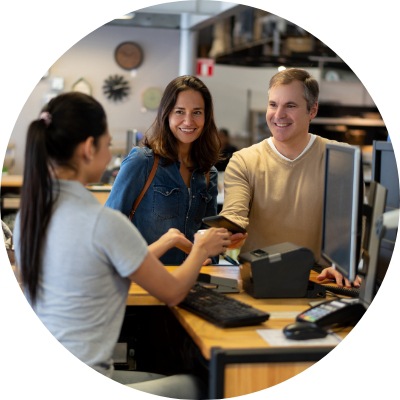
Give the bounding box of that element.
[178,283,270,328]
[322,284,360,298]
[311,267,360,298]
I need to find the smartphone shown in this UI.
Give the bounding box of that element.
[202,215,247,234]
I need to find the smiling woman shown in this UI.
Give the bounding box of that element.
[168,89,205,159]
[105,75,222,266]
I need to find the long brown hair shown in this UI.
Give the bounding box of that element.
[144,75,221,172]
[19,92,107,304]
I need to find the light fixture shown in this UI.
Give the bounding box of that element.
[117,12,135,20]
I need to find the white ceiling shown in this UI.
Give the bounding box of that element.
[107,1,241,29]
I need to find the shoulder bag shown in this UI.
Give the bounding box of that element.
[129,154,159,220]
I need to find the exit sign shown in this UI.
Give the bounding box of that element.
[196,58,214,77]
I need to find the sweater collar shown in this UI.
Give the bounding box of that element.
[267,134,316,162]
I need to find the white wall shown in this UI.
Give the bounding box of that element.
[9,24,181,174]
[7,23,375,174]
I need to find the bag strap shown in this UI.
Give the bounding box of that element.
[129,154,159,220]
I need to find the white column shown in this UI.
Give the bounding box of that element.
[179,13,198,75]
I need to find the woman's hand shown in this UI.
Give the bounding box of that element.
[164,228,194,253]
[317,266,362,288]
[194,228,231,258]
[149,228,193,258]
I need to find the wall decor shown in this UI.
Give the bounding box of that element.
[142,87,163,110]
[115,41,144,70]
[102,74,130,102]
[72,77,92,95]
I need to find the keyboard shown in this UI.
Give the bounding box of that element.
[178,283,270,328]
[322,284,360,298]
[311,266,360,298]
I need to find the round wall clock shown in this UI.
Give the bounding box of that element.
[142,87,163,110]
[114,41,144,70]
[102,75,130,102]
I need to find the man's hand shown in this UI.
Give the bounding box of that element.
[227,232,247,249]
[317,266,362,287]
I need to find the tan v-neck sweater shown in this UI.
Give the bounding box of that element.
[221,136,344,262]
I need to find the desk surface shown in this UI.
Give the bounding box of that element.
[0,175,112,205]
[1,174,23,187]
[128,266,347,360]
[128,266,351,398]
[86,184,112,205]
[127,266,241,307]
[0,175,113,192]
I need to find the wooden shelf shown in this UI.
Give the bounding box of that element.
[311,117,385,127]
[1,174,23,214]
[249,109,387,147]
[1,174,23,188]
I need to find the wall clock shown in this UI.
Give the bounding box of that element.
[102,75,130,102]
[142,87,163,110]
[114,41,144,70]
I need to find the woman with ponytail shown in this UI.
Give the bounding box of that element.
[14,91,230,399]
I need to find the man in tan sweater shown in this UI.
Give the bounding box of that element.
[221,68,360,287]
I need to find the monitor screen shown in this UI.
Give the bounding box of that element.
[372,141,400,210]
[370,140,399,287]
[358,180,387,306]
[321,144,363,282]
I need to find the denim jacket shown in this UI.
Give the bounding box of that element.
[105,146,218,265]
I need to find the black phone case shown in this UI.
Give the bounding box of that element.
[202,216,246,234]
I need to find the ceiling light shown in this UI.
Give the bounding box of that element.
[117,12,135,20]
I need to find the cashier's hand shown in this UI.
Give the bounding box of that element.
[158,228,193,254]
[316,266,362,288]
[227,232,247,249]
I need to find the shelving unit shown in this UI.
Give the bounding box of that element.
[198,7,349,71]
[1,175,22,215]
[249,102,387,148]
[247,107,386,185]
[196,7,382,150]
[1,175,22,232]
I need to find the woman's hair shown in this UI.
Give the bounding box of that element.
[144,75,221,172]
[19,91,107,304]
[269,68,319,111]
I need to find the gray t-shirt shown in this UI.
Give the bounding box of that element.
[14,180,148,376]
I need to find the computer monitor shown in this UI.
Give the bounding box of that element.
[357,180,387,306]
[372,141,400,213]
[293,144,392,328]
[357,140,399,304]
[321,143,364,282]
[371,140,399,284]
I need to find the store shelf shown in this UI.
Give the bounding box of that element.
[311,117,385,127]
